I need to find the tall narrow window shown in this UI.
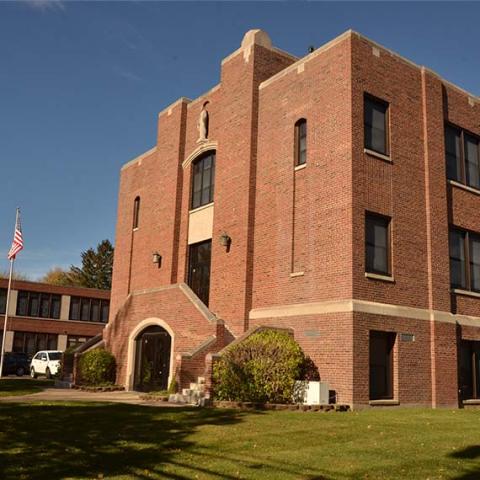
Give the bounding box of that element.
[445,125,480,190]
[133,196,140,229]
[445,125,462,182]
[449,227,480,293]
[365,213,391,276]
[364,95,389,155]
[191,152,215,210]
[465,134,480,190]
[295,119,307,166]
[449,229,467,290]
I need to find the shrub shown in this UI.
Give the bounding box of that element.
[213,330,310,404]
[78,349,116,386]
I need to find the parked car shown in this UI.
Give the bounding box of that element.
[30,350,63,379]
[2,352,30,376]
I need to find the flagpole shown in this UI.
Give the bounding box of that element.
[0,208,19,378]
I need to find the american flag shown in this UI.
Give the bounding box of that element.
[7,211,24,260]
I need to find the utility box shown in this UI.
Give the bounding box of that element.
[294,381,330,405]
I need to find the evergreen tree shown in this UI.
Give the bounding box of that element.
[70,239,114,290]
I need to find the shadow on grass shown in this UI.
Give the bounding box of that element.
[450,445,480,480]
[0,379,53,397]
[0,403,288,480]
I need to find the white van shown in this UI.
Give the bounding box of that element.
[30,351,62,379]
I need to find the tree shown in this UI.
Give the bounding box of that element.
[69,239,114,290]
[41,267,76,287]
[0,270,30,281]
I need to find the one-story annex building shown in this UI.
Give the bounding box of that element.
[103,29,480,408]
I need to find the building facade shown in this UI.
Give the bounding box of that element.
[0,278,109,356]
[105,29,480,407]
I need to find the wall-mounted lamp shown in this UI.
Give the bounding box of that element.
[152,252,162,267]
[219,232,231,248]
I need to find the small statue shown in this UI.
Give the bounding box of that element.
[197,101,209,142]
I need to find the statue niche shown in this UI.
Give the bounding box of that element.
[197,101,209,143]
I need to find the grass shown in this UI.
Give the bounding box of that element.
[0,403,479,479]
[0,378,53,397]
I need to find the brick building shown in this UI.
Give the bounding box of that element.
[104,29,480,408]
[1,278,109,356]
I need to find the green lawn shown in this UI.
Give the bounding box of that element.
[0,403,479,480]
[0,378,53,397]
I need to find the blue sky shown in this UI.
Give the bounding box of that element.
[1,1,479,279]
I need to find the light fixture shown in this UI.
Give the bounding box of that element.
[219,232,231,248]
[152,252,162,267]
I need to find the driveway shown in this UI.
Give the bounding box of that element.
[0,387,186,406]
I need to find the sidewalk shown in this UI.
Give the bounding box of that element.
[0,387,186,406]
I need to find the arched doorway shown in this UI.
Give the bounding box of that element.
[133,325,172,392]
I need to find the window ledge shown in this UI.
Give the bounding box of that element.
[364,148,392,163]
[369,399,399,406]
[294,163,306,172]
[189,202,214,214]
[448,180,480,196]
[463,399,480,405]
[290,271,305,278]
[452,288,480,299]
[365,272,395,283]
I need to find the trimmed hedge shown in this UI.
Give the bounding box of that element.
[78,349,116,386]
[213,330,317,404]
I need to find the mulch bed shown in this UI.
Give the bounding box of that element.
[72,385,125,392]
[213,400,350,412]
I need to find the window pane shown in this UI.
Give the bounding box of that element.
[37,334,47,352]
[51,296,61,319]
[465,135,480,189]
[133,197,140,229]
[16,292,28,316]
[13,332,25,353]
[445,126,462,182]
[39,294,50,318]
[28,293,40,317]
[449,230,467,289]
[101,302,110,323]
[365,214,390,275]
[0,289,6,315]
[70,297,80,320]
[470,235,480,292]
[80,299,90,321]
[25,333,36,356]
[191,153,215,209]
[47,334,58,351]
[201,166,212,205]
[90,299,100,322]
[364,97,387,154]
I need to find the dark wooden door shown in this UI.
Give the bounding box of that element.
[188,240,212,306]
[369,331,395,400]
[134,331,171,392]
[459,341,480,400]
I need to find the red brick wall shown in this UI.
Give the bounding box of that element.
[253,35,353,309]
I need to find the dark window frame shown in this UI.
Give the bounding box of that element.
[133,196,140,230]
[445,123,480,190]
[294,118,307,166]
[15,290,61,319]
[365,212,392,276]
[449,226,480,293]
[69,296,110,323]
[190,151,215,210]
[364,93,390,156]
[0,288,7,315]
